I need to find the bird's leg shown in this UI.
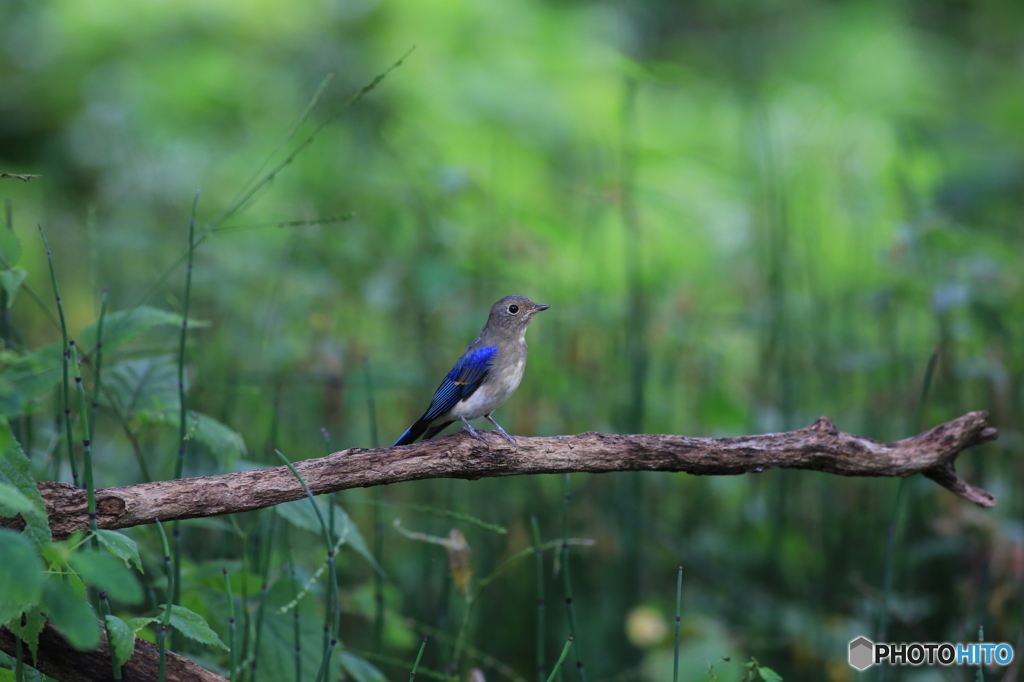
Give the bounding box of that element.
[460,417,490,445]
[485,414,517,450]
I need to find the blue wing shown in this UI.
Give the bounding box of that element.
[421,345,498,422]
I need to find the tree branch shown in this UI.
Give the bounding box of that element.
[0,622,226,682]
[2,411,998,540]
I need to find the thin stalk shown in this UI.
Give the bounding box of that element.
[89,287,109,440]
[275,449,339,682]
[545,637,573,682]
[224,568,237,682]
[69,343,96,532]
[560,475,585,681]
[155,519,174,682]
[97,591,121,680]
[14,633,23,682]
[251,512,276,682]
[39,226,78,487]
[288,539,302,682]
[175,190,199,480]
[364,358,385,653]
[409,637,427,680]
[171,192,199,647]
[531,516,545,682]
[321,428,335,662]
[673,566,682,682]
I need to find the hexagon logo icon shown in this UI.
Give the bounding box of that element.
[849,636,874,670]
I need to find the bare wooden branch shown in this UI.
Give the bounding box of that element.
[0,173,41,182]
[0,622,226,682]
[1,411,998,540]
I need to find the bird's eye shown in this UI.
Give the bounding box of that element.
[508,304,519,314]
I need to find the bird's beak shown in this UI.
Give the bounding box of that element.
[533,304,551,313]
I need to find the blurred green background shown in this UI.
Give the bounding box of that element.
[1,0,1022,679]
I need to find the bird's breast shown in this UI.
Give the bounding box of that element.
[449,350,527,420]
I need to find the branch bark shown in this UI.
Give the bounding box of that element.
[0,622,226,682]
[2,411,999,540]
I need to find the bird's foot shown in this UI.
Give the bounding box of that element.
[486,415,517,450]
[460,418,491,447]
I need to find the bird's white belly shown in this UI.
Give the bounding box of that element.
[448,358,525,420]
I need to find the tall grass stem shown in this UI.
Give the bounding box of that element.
[39,226,78,487]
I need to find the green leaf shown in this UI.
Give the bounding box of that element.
[0,344,63,418]
[0,481,34,516]
[0,668,13,681]
[0,420,50,547]
[127,616,159,634]
[105,615,136,669]
[135,408,246,462]
[275,499,379,571]
[71,549,143,604]
[104,356,180,417]
[160,605,228,650]
[0,227,22,268]
[0,530,45,628]
[6,606,45,664]
[41,576,100,650]
[94,530,143,572]
[340,652,388,682]
[758,667,783,681]
[330,505,380,573]
[80,306,209,355]
[0,267,27,308]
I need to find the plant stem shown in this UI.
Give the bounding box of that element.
[531,515,545,682]
[39,226,78,487]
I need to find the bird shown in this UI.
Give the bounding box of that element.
[393,295,550,448]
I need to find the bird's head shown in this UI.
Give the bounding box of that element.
[485,295,550,334]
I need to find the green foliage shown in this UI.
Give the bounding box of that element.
[93,529,144,572]
[340,651,388,682]
[40,578,99,650]
[0,530,45,628]
[0,421,50,547]
[276,498,378,572]
[70,549,144,604]
[80,307,207,355]
[6,607,45,665]
[104,615,136,669]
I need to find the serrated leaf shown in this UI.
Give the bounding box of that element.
[0,227,22,268]
[41,576,100,650]
[80,307,208,355]
[6,606,45,664]
[160,605,228,650]
[340,651,388,682]
[0,420,50,547]
[94,529,143,572]
[105,615,136,669]
[127,616,159,634]
[71,549,143,604]
[0,530,45,627]
[758,667,783,681]
[0,268,27,308]
[0,481,34,515]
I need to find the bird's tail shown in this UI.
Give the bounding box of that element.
[393,419,431,446]
[393,419,453,446]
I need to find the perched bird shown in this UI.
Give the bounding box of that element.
[393,295,550,448]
